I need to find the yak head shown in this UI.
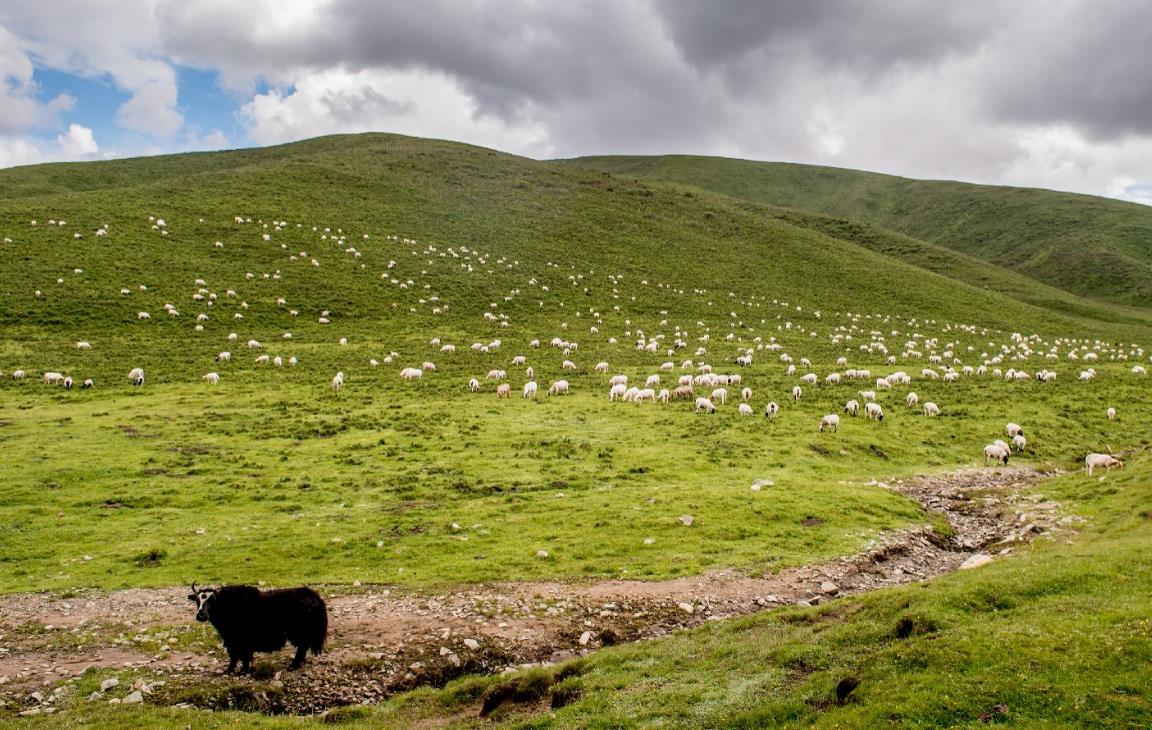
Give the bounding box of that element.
[188,583,218,622]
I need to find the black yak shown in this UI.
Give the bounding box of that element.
[188,583,327,674]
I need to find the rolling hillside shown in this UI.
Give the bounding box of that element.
[1,134,1151,728]
[565,154,1152,308]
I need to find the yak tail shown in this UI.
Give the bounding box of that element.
[311,603,328,655]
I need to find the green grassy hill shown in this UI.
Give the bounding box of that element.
[1,134,1151,727]
[565,154,1152,308]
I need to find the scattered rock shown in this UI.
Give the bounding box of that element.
[678,515,694,527]
[820,581,840,595]
[579,631,595,646]
[463,638,480,650]
[123,691,143,704]
[959,554,995,570]
[677,602,695,614]
[100,678,119,692]
[536,549,549,559]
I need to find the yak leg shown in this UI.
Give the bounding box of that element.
[289,643,308,670]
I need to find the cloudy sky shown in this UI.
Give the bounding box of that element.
[2,0,1152,203]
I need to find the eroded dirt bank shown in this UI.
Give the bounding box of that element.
[1,466,1077,717]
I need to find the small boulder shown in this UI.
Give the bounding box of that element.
[959,553,994,570]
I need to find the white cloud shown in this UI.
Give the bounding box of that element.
[56,123,99,156]
[240,67,553,157]
[115,79,182,138]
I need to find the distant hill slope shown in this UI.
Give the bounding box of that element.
[564,155,1152,308]
[0,133,1148,365]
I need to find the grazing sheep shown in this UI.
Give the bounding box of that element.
[791,385,802,401]
[864,402,884,421]
[128,367,145,386]
[549,380,571,396]
[137,311,151,320]
[695,397,716,413]
[1106,407,1117,421]
[12,370,25,380]
[670,385,694,400]
[469,378,481,392]
[216,351,231,363]
[844,399,859,416]
[43,372,64,384]
[923,402,941,417]
[486,369,506,380]
[645,374,661,388]
[765,401,780,419]
[331,372,344,391]
[710,387,728,404]
[203,372,220,385]
[523,381,538,398]
[562,360,576,370]
[658,389,670,403]
[609,383,628,401]
[634,388,656,403]
[906,392,919,407]
[1006,423,1024,438]
[741,386,752,402]
[63,376,73,389]
[1084,453,1123,475]
[76,341,92,350]
[1012,433,1026,451]
[738,403,754,416]
[400,367,423,380]
[247,339,262,349]
[859,390,877,401]
[495,383,511,398]
[799,373,818,386]
[82,378,93,389]
[984,443,1010,465]
[595,361,610,373]
[288,357,298,367]
[255,355,270,365]
[825,373,842,386]
[422,361,437,371]
[525,366,534,379]
[819,414,840,432]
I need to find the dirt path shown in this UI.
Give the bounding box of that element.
[1,466,1077,716]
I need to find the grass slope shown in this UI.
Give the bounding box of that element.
[565,154,1152,308]
[1,133,1151,727]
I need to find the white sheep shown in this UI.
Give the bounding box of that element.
[128,367,145,386]
[844,399,859,416]
[645,374,661,388]
[799,373,818,386]
[765,401,779,419]
[791,385,802,401]
[609,383,628,401]
[1012,433,1026,451]
[216,351,231,362]
[595,361,610,373]
[400,367,423,380]
[1106,407,1117,421]
[496,383,511,398]
[486,369,506,380]
[273,356,283,367]
[1006,423,1024,438]
[523,381,538,398]
[819,414,840,432]
[289,356,298,367]
[658,388,671,403]
[43,371,64,384]
[422,361,437,371]
[711,387,728,404]
[562,360,576,370]
[634,387,656,403]
[82,378,93,389]
[906,392,919,407]
[984,443,1010,465]
[549,380,571,396]
[63,376,73,389]
[203,372,220,385]
[331,372,344,391]
[76,341,92,350]
[738,403,754,416]
[1084,453,1123,475]
[864,402,884,421]
[469,378,481,392]
[247,339,262,349]
[695,397,716,413]
[859,390,877,401]
[741,386,752,402]
[12,370,25,380]
[137,311,151,320]
[255,354,269,364]
[923,402,941,417]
